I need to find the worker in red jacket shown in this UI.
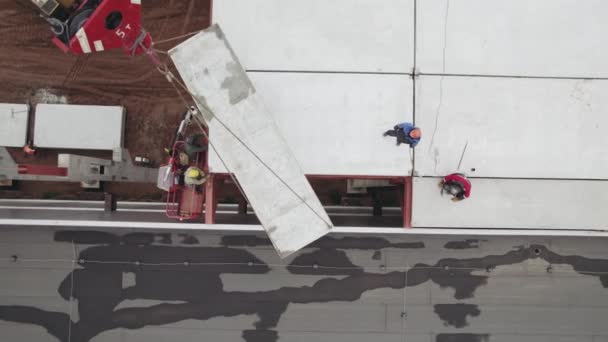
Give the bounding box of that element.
[441,173,471,202]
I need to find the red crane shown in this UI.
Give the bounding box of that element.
[30,0,158,61]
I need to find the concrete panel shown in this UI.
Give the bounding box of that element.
[277,303,387,332]
[93,328,407,342]
[430,275,608,307]
[34,104,124,150]
[407,304,608,335]
[169,25,333,257]
[213,0,414,73]
[0,296,70,317]
[92,329,246,342]
[0,104,29,147]
[385,240,521,267]
[0,324,64,342]
[0,242,73,269]
[415,76,608,179]
[0,268,71,297]
[211,73,413,176]
[434,336,590,342]
[417,0,608,77]
[267,332,406,342]
[412,178,608,229]
[0,228,58,243]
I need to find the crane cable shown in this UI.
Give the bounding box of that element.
[148,49,333,228]
[161,65,333,228]
[156,61,251,208]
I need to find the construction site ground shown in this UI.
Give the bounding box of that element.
[0,0,209,200]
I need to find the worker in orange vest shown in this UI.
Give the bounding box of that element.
[23,142,37,156]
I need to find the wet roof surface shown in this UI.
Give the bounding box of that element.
[1,227,607,342]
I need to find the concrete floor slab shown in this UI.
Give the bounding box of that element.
[213,0,414,73]
[412,177,608,229]
[415,76,608,179]
[417,0,608,77]
[210,72,413,176]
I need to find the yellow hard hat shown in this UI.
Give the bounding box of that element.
[187,168,201,178]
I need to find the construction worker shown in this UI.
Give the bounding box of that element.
[184,133,207,159]
[178,152,190,167]
[23,141,37,156]
[440,173,471,202]
[185,166,207,193]
[383,123,421,148]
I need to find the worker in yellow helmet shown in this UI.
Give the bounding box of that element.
[184,167,208,193]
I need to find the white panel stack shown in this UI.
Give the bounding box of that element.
[417,0,608,77]
[415,76,608,179]
[412,177,608,230]
[210,73,414,176]
[170,25,333,257]
[213,0,415,73]
[34,104,124,150]
[0,104,29,147]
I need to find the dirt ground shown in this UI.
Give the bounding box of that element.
[0,0,211,200]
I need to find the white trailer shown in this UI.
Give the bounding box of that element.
[0,104,29,148]
[34,104,125,151]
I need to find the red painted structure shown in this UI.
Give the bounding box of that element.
[52,0,153,57]
[203,173,413,228]
[165,141,207,221]
[17,165,68,177]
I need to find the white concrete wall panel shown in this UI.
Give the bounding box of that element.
[213,0,414,73]
[417,0,608,77]
[415,76,608,179]
[210,73,413,176]
[170,25,333,257]
[34,104,124,150]
[406,305,608,335]
[412,177,608,229]
[0,104,29,148]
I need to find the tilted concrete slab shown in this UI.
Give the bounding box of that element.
[0,104,29,148]
[213,0,414,73]
[412,177,608,229]
[34,104,124,150]
[417,0,608,77]
[210,72,413,176]
[169,25,333,257]
[415,76,608,179]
